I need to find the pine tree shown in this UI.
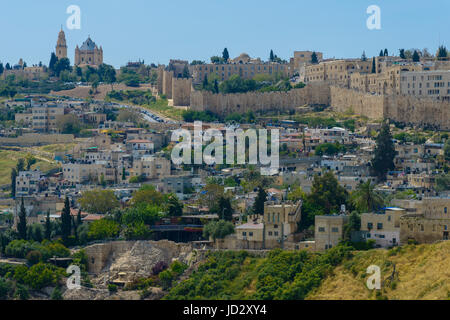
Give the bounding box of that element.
[412,50,420,62]
[437,45,448,59]
[222,48,229,62]
[311,52,318,64]
[49,53,58,74]
[61,197,72,242]
[371,57,376,73]
[17,198,27,240]
[45,210,52,240]
[384,49,389,56]
[379,50,384,57]
[399,49,406,59]
[252,187,267,215]
[270,50,274,62]
[361,51,367,61]
[371,121,396,181]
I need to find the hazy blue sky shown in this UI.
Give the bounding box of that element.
[1,0,448,68]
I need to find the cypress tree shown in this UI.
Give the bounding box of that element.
[218,196,233,221]
[10,168,17,199]
[252,187,267,215]
[17,198,27,240]
[270,50,274,62]
[45,210,52,240]
[371,121,396,181]
[379,50,384,57]
[371,57,376,73]
[412,50,420,62]
[61,197,72,242]
[384,48,389,56]
[222,48,229,62]
[77,209,83,226]
[311,52,318,64]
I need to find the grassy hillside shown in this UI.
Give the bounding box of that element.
[165,242,450,300]
[164,246,353,300]
[307,241,450,300]
[0,149,59,185]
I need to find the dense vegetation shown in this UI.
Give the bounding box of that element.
[165,244,353,300]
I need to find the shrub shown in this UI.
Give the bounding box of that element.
[159,270,174,290]
[26,250,42,265]
[108,284,118,293]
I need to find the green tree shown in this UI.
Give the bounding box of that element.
[252,187,267,215]
[399,49,406,59]
[437,45,448,59]
[49,53,58,74]
[218,196,233,221]
[444,139,450,161]
[412,50,420,62]
[384,48,389,56]
[44,211,52,240]
[311,52,318,64]
[371,122,395,181]
[351,181,384,212]
[379,50,384,57]
[61,197,72,242]
[203,220,235,242]
[371,57,376,73]
[88,219,120,240]
[0,63,4,75]
[54,57,71,77]
[77,209,83,227]
[25,154,36,171]
[79,189,120,214]
[270,50,274,62]
[308,171,349,215]
[361,51,367,61]
[222,48,230,62]
[10,168,17,199]
[17,198,27,240]
[167,195,183,217]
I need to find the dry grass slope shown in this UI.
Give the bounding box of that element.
[307,241,450,300]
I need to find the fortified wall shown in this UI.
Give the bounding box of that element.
[172,78,192,106]
[190,82,330,116]
[330,86,450,130]
[0,133,75,146]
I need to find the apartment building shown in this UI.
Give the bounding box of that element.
[31,99,65,132]
[400,70,450,101]
[360,207,405,248]
[15,170,45,197]
[315,214,348,251]
[132,156,171,180]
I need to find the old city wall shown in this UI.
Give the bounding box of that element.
[190,82,330,116]
[172,78,192,106]
[0,133,75,146]
[162,70,173,99]
[385,95,450,130]
[330,86,450,130]
[330,86,385,119]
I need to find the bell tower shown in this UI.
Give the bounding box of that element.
[56,27,68,60]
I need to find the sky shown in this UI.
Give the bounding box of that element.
[0,0,448,68]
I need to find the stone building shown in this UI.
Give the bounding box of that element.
[315,214,348,251]
[399,197,450,244]
[360,207,405,248]
[55,28,68,60]
[75,36,103,67]
[191,53,291,84]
